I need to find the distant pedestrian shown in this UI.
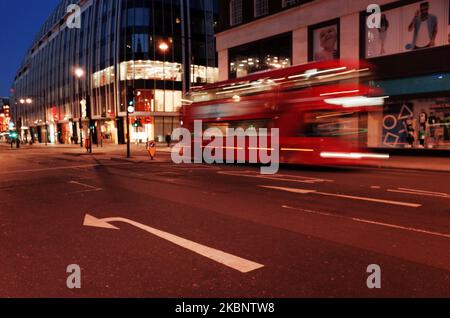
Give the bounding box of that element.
[165,133,172,148]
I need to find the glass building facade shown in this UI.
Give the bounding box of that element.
[12,0,218,144]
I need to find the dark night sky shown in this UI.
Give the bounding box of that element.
[0,0,60,97]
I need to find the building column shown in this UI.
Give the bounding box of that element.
[368,111,383,148]
[340,13,360,60]
[218,49,229,81]
[292,27,308,66]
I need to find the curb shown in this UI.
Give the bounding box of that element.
[360,164,450,173]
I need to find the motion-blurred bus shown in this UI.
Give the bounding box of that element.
[182,60,389,166]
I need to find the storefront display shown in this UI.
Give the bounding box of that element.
[382,98,450,149]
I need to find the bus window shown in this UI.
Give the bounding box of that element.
[301,111,361,139]
[204,119,273,136]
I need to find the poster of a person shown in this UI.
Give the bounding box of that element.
[407,2,438,50]
[378,14,390,55]
[313,25,338,62]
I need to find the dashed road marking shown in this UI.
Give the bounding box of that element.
[261,185,422,208]
[219,170,333,184]
[282,205,450,239]
[0,162,133,174]
[388,188,450,199]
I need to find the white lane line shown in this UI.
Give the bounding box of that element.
[0,162,132,174]
[68,181,103,191]
[218,171,333,184]
[68,189,103,194]
[398,188,450,196]
[392,188,450,198]
[388,189,450,199]
[84,214,264,273]
[282,205,450,239]
[260,185,422,208]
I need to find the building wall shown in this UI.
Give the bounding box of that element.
[11,0,218,144]
[216,0,450,149]
[216,0,394,72]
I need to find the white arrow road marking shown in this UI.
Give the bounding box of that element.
[260,186,422,208]
[83,214,264,273]
[282,205,450,239]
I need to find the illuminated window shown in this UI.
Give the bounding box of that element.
[191,65,219,84]
[119,60,182,81]
[154,90,182,113]
[92,66,115,88]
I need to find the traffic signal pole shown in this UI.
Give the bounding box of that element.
[126,106,130,158]
[126,86,134,158]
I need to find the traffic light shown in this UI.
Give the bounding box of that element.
[127,87,135,113]
[132,118,142,128]
[9,131,18,139]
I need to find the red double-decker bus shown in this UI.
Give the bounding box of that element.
[182,60,389,166]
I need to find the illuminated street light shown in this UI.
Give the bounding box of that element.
[159,42,170,115]
[74,67,85,79]
[73,67,86,149]
[159,42,169,52]
[26,98,32,104]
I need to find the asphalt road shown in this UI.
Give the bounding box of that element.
[1,144,450,297]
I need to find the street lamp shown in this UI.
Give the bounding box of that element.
[159,42,169,52]
[159,42,169,118]
[18,97,36,144]
[74,67,85,149]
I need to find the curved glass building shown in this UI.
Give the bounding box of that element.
[11,0,218,144]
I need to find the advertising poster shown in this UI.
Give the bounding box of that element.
[312,22,340,62]
[366,0,450,58]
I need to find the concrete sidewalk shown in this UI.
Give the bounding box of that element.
[370,155,450,172]
[1,142,449,172]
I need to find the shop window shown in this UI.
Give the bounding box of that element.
[191,65,219,84]
[154,90,182,113]
[119,60,182,81]
[229,32,292,79]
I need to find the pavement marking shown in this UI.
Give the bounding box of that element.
[387,188,450,199]
[83,214,264,273]
[260,185,422,208]
[219,171,333,184]
[371,186,381,189]
[69,181,103,191]
[0,162,133,175]
[282,205,450,239]
[169,165,222,171]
